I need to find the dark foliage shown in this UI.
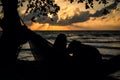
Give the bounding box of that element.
[16,0,120,22]
[18,0,60,22]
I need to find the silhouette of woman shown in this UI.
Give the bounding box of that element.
[53,33,67,61]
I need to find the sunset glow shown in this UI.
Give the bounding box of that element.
[29,23,71,30]
[18,0,120,30]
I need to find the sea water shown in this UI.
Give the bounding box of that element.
[18,30,120,79]
[17,30,120,61]
[0,30,120,79]
[1,30,120,60]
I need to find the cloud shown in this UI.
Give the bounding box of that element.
[19,0,120,30]
[70,10,120,30]
[22,8,90,26]
[56,11,90,25]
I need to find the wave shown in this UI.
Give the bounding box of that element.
[93,46,120,50]
[81,41,120,43]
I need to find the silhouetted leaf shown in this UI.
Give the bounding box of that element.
[90,3,93,8]
[25,7,29,13]
[50,18,54,21]
[88,0,93,4]
[30,8,33,13]
[78,0,84,3]
[21,3,23,7]
[31,16,36,22]
[85,3,89,9]
[70,0,74,3]
[43,13,47,16]
[54,4,60,12]
[21,0,26,2]
[28,0,32,3]
[103,9,109,15]
[101,0,108,5]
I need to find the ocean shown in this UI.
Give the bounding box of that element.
[17,30,120,61]
[19,30,120,79]
[0,30,120,79]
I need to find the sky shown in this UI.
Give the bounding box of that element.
[1,0,120,30]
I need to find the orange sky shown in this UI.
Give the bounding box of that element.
[29,8,120,30]
[0,0,120,30]
[28,1,120,30]
[17,0,120,30]
[0,0,120,31]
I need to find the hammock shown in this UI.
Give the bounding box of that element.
[28,33,53,61]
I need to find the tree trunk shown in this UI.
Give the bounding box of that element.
[0,0,23,63]
[0,0,23,79]
[0,0,52,71]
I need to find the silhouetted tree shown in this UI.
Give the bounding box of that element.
[0,0,120,77]
[0,0,120,80]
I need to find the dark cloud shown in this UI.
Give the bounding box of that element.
[21,13,58,26]
[23,11,90,26]
[56,11,90,25]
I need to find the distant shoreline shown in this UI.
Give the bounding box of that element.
[0,30,120,32]
[32,30,120,32]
